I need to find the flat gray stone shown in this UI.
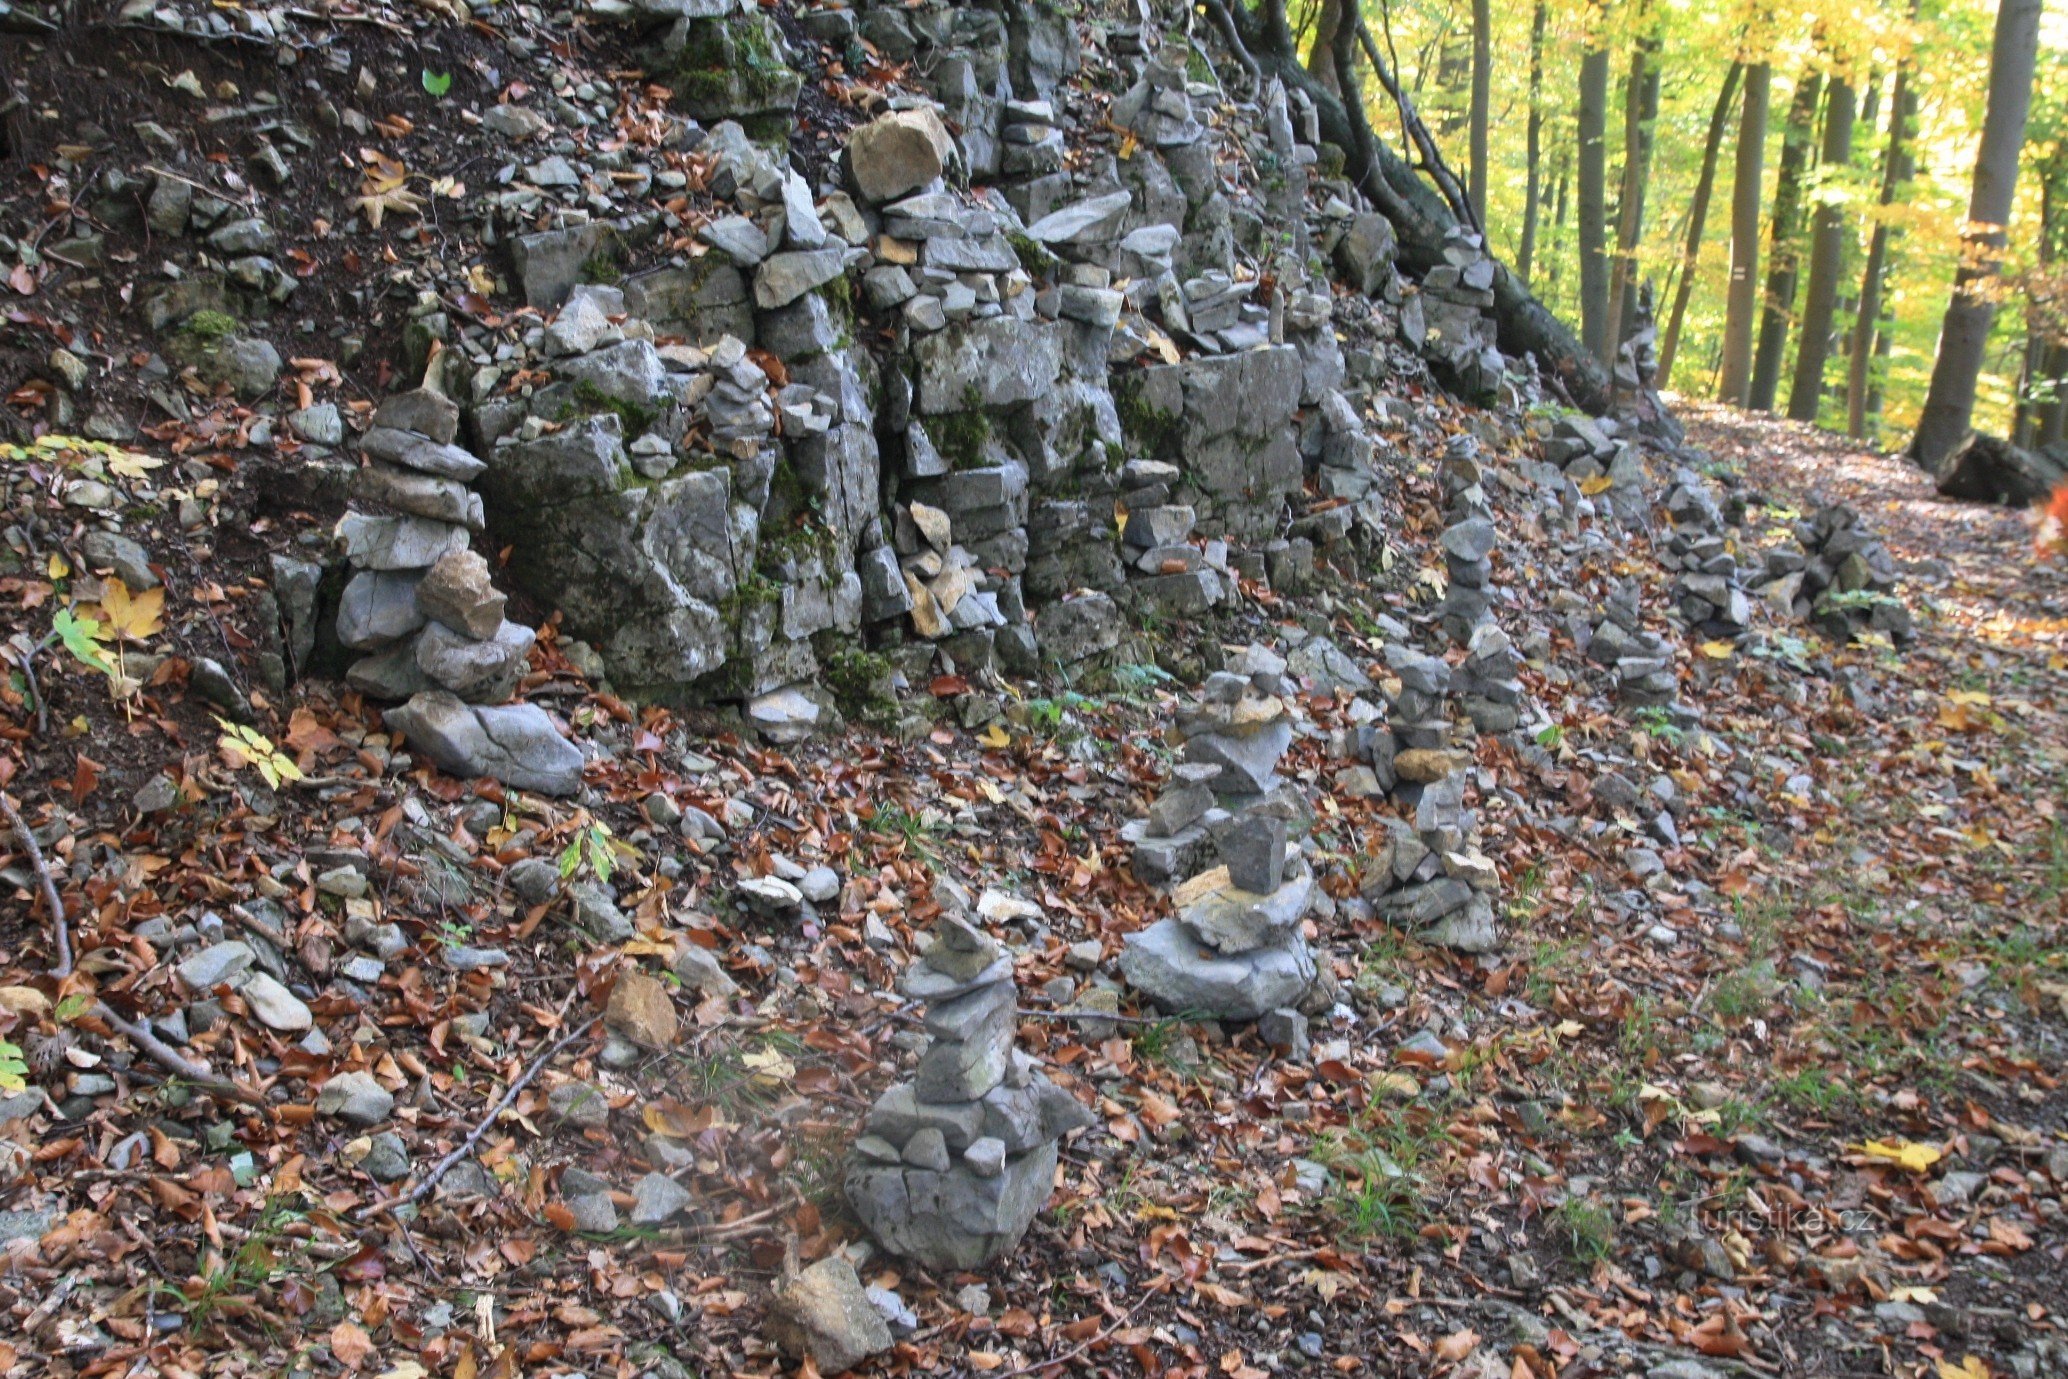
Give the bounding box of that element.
[1118,917,1315,1021]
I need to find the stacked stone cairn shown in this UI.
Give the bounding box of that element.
[1402,228,1506,401]
[339,386,529,703]
[1354,643,1501,951]
[330,387,587,796]
[1660,466,1753,641]
[1751,503,1913,644]
[847,914,1092,1270]
[1587,580,1680,710]
[1119,671,1323,1023]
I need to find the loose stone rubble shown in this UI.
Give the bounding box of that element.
[847,909,1092,1269]
[1752,503,1915,645]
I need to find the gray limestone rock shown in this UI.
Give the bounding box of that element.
[845,1138,1059,1271]
[415,619,536,703]
[1216,814,1287,894]
[316,1070,395,1126]
[1174,864,1314,954]
[1118,917,1315,1021]
[630,1171,694,1224]
[338,569,427,651]
[767,1259,893,1372]
[383,691,584,795]
[337,513,469,571]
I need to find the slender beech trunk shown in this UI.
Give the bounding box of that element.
[1909,0,2045,469]
[1469,0,1491,226]
[1749,70,1823,411]
[1659,61,1743,389]
[1605,33,1661,366]
[1848,45,1916,437]
[1719,61,1772,405]
[1787,79,1856,421]
[1517,1,1548,285]
[1578,43,1613,362]
[1307,0,1343,96]
[1547,157,1571,298]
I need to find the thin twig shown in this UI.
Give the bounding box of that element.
[987,1285,1165,1379]
[140,165,255,208]
[10,635,50,735]
[2,789,70,977]
[359,1014,600,1219]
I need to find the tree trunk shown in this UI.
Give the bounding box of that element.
[1749,69,1823,411]
[1787,78,1855,421]
[1306,0,1342,96]
[1908,0,2045,470]
[1848,44,1916,438]
[1469,0,1491,227]
[1605,31,1660,367]
[1658,61,1742,390]
[1718,61,1771,405]
[1221,0,1615,413]
[1517,0,1547,286]
[1577,42,1613,363]
[1547,157,1570,297]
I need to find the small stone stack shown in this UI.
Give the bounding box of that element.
[847,914,1092,1270]
[1355,642,1505,953]
[1752,503,1913,644]
[1360,773,1500,953]
[1120,670,1322,1022]
[1660,467,1752,641]
[1587,580,1680,709]
[338,386,536,706]
[1405,229,1504,400]
[1453,621,1525,733]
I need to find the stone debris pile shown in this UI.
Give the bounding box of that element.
[1537,412,1648,524]
[1753,503,1914,645]
[847,912,1092,1269]
[1120,667,1327,1023]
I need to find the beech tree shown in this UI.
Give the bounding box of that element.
[1658,61,1743,389]
[1849,32,1916,439]
[1577,33,1613,362]
[1718,59,1772,405]
[1749,68,1824,412]
[1788,77,1856,422]
[1908,0,2045,469]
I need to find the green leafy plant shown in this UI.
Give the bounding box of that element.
[215,720,303,789]
[558,815,629,885]
[421,68,453,97]
[53,607,113,676]
[0,1038,27,1093]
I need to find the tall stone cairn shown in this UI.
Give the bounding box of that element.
[847,914,1091,1270]
[1119,669,1323,1024]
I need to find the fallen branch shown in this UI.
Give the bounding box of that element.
[90,1000,267,1105]
[8,635,49,735]
[1354,17,1479,236]
[359,1014,600,1219]
[2,789,70,978]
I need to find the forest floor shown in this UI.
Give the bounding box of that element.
[3,370,2066,1379]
